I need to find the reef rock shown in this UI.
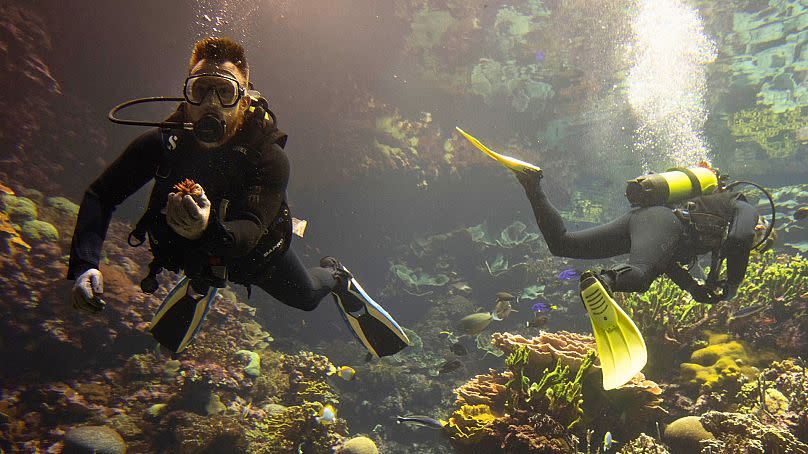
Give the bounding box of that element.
[63,425,126,454]
[663,415,714,453]
[337,436,379,454]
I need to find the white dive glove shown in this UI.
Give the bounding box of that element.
[165,188,211,240]
[71,268,106,313]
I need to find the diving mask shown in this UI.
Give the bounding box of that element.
[183,72,245,107]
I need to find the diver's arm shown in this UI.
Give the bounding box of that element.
[665,263,720,304]
[722,199,758,293]
[201,142,289,258]
[67,129,163,279]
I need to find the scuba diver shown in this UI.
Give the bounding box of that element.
[456,127,773,389]
[67,37,409,357]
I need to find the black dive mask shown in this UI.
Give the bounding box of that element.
[193,113,226,143]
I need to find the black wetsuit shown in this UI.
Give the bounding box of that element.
[521,176,758,301]
[67,111,337,311]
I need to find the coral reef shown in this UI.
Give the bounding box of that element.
[679,332,766,392]
[699,411,808,453]
[491,331,598,378]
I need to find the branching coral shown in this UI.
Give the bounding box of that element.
[246,402,344,454]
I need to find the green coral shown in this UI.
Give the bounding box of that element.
[496,221,539,248]
[733,250,808,309]
[619,274,706,341]
[504,345,594,429]
[1,195,37,222]
[236,350,261,377]
[729,107,808,158]
[390,263,449,294]
[21,220,59,242]
[46,196,79,219]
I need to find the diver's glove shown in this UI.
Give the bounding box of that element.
[71,268,106,313]
[689,283,721,305]
[515,168,543,193]
[165,188,211,240]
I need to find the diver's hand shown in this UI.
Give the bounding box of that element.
[71,268,106,313]
[165,189,211,240]
[515,168,543,192]
[689,283,720,305]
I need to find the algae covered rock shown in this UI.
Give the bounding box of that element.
[21,219,59,242]
[2,195,37,222]
[63,425,126,454]
[337,436,379,454]
[663,415,714,453]
[47,196,80,218]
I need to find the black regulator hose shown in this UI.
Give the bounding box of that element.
[108,96,193,130]
[726,180,776,251]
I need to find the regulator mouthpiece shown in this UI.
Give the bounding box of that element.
[194,114,226,143]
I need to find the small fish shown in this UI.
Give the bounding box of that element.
[728,304,767,322]
[495,291,515,301]
[558,269,580,280]
[603,431,615,450]
[492,300,518,321]
[796,207,808,221]
[457,312,494,335]
[530,301,556,314]
[397,415,446,428]
[438,359,464,375]
[203,14,212,22]
[327,365,356,381]
[315,403,337,425]
[526,315,549,328]
[535,50,545,62]
[449,343,468,356]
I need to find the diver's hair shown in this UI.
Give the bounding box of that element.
[189,37,248,80]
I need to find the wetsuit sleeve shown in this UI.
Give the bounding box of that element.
[722,199,758,290]
[201,141,289,258]
[67,129,163,279]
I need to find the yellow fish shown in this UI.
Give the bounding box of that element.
[327,364,357,381]
[315,403,337,425]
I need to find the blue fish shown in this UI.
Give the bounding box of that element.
[530,302,554,314]
[558,269,580,280]
[535,50,545,61]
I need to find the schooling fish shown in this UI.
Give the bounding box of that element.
[558,269,580,280]
[396,415,446,429]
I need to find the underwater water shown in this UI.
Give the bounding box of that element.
[1,0,808,452]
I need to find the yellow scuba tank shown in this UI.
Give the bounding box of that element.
[625,165,719,207]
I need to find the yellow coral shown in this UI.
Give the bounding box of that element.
[247,402,340,454]
[729,107,808,158]
[445,404,497,445]
[680,332,775,391]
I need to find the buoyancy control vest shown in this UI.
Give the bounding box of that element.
[129,99,292,291]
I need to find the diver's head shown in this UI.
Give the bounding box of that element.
[184,37,251,148]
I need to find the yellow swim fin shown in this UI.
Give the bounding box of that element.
[579,271,647,390]
[455,127,541,174]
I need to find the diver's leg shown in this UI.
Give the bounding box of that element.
[603,206,684,292]
[255,248,340,311]
[519,171,631,258]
